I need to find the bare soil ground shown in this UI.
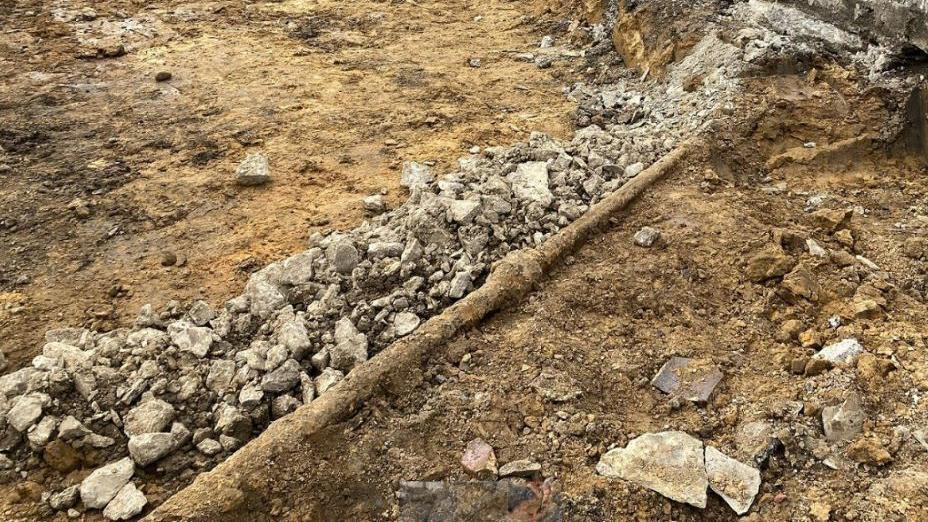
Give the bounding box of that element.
[0,0,573,367]
[178,70,928,520]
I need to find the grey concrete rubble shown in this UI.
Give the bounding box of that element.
[0,1,899,518]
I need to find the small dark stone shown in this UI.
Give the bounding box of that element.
[155,71,172,82]
[160,251,177,267]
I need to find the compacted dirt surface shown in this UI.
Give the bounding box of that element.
[0,0,573,366]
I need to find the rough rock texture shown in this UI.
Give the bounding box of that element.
[79,457,135,509]
[102,482,148,521]
[597,431,708,508]
[705,446,761,515]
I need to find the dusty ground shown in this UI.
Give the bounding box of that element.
[0,0,574,366]
[184,70,928,520]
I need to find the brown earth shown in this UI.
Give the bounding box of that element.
[141,68,928,520]
[0,0,575,367]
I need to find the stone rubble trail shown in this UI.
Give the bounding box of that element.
[0,0,918,519]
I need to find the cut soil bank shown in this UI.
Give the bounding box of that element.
[147,71,928,520]
[0,0,573,367]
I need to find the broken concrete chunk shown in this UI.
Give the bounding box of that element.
[813,338,864,367]
[507,161,553,206]
[461,438,498,479]
[127,432,176,466]
[597,431,708,508]
[79,457,135,509]
[705,446,761,515]
[401,161,433,189]
[124,399,175,437]
[102,482,147,521]
[822,392,865,442]
[651,357,723,403]
[235,153,271,186]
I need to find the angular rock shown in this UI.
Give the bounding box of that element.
[261,358,302,392]
[315,367,344,395]
[499,459,542,479]
[846,437,892,466]
[167,321,213,358]
[27,415,58,448]
[461,438,497,479]
[597,431,708,508]
[401,161,433,189]
[651,357,723,403]
[196,438,222,456]
[205,359,236,393]
[127,432,175,466]
[507,161,553,206]
[625,162,645,177]
[235,153,271,186]
[238,384,264,408]
[822,392,865,442]
[813,338,864,367]
[79,457,135,509]
[705,446,761,515]
[449,199,480,224]
[124,399,175,437]
[8,392,50,432]
[448,271,472,300]
[363,194,386,213]
[633,226,661,247]
[215,404,252,441]
[102,482,147,521]
[394,312,421,337]
[49,485,80,511]
[57,416,90,441]
[187,300,215,327]
[330,319,368,371]
[745,246,794,282]
[326,239,359,275]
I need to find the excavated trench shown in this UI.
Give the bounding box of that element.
[0,1,926,521]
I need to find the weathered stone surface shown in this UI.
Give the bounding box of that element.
[127,432,176,466]
[49,485,80,511]
[461,438,497,479]
[330,318,368,371]
[507,161,553,206]
[261,359,302,392]
[187,300,215,327]
[813,338,864,367]
[633,226,661,247]
[214,404,252,441]
[326,238,359,275]
[235,153,271,186]
[651,357,723,403]
[58,415,90,440]
[124,399,175,437]
[8,392,50,432]
[745,246,794,282]
[27,415,58,447]
[315,367,344,394]
[167,321,213,358]
[102,482,147,520]
[394,312,421,337]
[401,161,433,189]
[205,359,235,393]
[531,370,582,402]
[705,446,761,515]
[79,457,135,509]
[597,431,708,508]
[196,438,222,456]
[499,459,542,478]
[822,392,865,442]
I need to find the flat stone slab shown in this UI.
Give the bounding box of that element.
[597,431,708,508]
[705,446,761,515]
[651,357,723,403]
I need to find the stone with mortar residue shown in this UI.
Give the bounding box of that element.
[651,357,723,403]
[127,432,175,466]
[315,367,344,395]
[822,392,865,442]
[331,318,368,372]
[49,485,79,511]
[261,358,302,392]
[326,238,359,275]
[633,226,661,247]
[124,399,175,436]
[448,271,472,300]
[597,431,708,508]
[461,438,498,479]
[79,457,135,509]
[401,161,433,189]
[8,392,49,432]
[196,438,222,456]
[531,370,582,402]
[206,359,235,393]
[394,312,421,337]
[499,459,542,478]
[363,194,386,213]
[705,446,761,515]
[102,482,147,521]
[625,162,645,177]
[167,321,213,357]
[813,338,863,367]
[508,161,553,206]
[745,245,794,282]
[187,300,214,326]
[235,153,271,186]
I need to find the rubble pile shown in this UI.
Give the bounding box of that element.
[0,1,900,518]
